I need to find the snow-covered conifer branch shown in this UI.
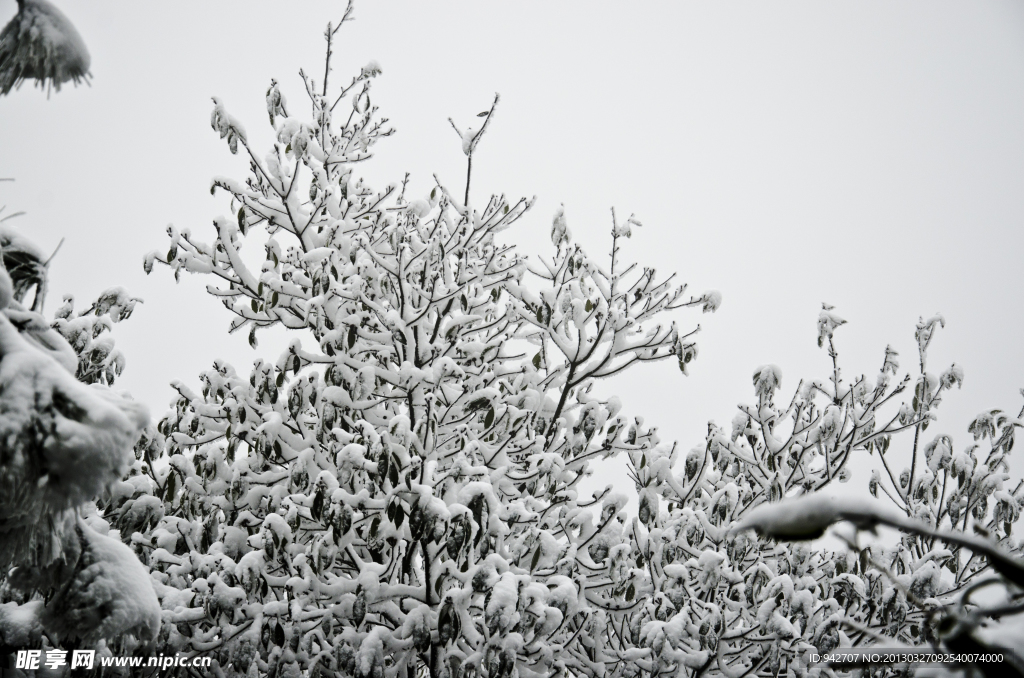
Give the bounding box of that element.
[0,220,154,652]
[0,0,91,97]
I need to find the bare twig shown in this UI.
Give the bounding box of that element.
[322,0,355,98]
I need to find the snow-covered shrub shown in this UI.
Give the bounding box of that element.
[126,11,718,678]
[634,310,1023,677]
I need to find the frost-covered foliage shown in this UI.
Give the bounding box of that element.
[123,12,717,678]
[0,217,155,652]
[636,310,1023,677]
[0,0,91,96]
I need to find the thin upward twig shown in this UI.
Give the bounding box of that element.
[449,93,500,205]
[322,0,355,98]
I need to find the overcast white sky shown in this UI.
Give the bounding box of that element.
[2,1,1023,488]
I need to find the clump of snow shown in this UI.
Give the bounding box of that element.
[702,290,722,313]
[0,599,44,646]
[89,287,139,322]
[613,214,641,239]
[550,206,570,248]
[211,97,247,154]
[731,491,901,541]
[6,302,80,373]
[361,60,382,78]
[406,199,430,218]
[817,306,847,347]
[752,364,782,397]
[43,521,161,643]
[461,127,477,155]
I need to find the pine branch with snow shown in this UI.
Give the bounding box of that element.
[0,219,155,654]
[0,0,91,96]
[0,304,147,571]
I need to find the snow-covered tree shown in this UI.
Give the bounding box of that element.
[631,310,1023,677]
[0,208,159,656]
[4,6,1020,677]
[126,10,718,678]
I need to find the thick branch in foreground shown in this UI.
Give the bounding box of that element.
[733,491,1024,587]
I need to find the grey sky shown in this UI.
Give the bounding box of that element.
[2,1,1023,486]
